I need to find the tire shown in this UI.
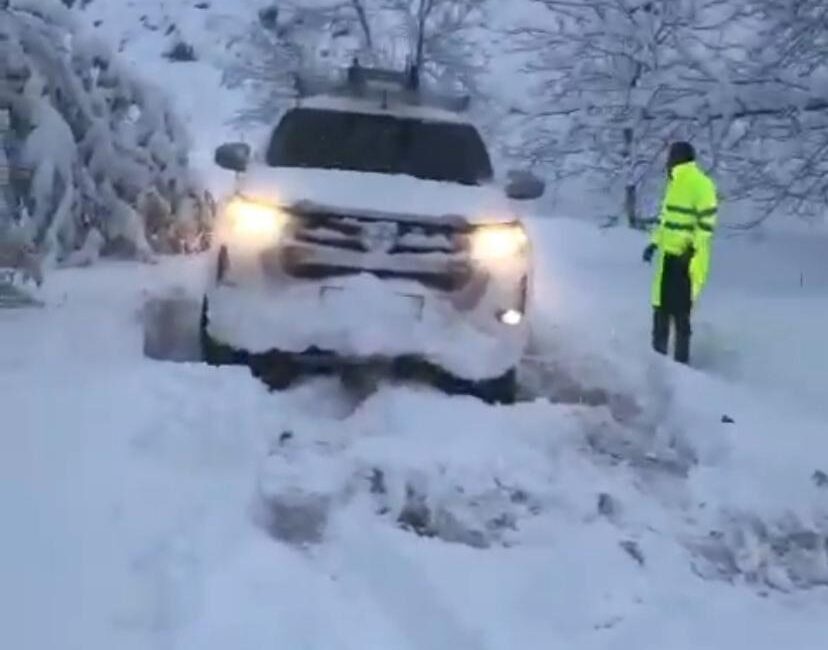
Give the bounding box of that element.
[200,296,299,390]
[431,366,518,405]
[475,368,518,405]
[249,351,300,392]
[199,296,238,366]
[340,363,382,398]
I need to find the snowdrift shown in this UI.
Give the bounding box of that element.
[3,1,827,648]
[4,215,828,650]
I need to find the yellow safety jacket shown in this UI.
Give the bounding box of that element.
[650,161,718,306]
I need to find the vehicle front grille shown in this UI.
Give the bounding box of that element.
[273,205,474,291]
[287,206,470,255]
[281,261,472,292]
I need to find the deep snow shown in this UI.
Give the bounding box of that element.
[4,216,828,650]
[206,273,525,379]
[3,1,828,649]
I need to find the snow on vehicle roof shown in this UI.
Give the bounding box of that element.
[295,94,473,125]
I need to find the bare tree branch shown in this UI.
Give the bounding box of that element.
[516,0,828,226]
[350,0,375,51]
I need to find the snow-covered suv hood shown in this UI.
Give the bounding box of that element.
[237,166,517,224]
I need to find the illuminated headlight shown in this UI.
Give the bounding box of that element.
[226,199,287,240]
[471,224,529,261]
[499,309,524,326]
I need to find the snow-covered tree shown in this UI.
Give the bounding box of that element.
[516,0,747,226]
[221,1,377,124]
[378,0,487,89]
[0,0,211,265]
[714,0,828,225]
[518,0,828,226]
[222,0,486,126]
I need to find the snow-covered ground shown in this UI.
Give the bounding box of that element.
[3,1,828,649]
[528,218,828,419]
[4,216,828,650]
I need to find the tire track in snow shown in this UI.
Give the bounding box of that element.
[327,515,490,650]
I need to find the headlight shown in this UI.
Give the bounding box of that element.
[226,199,287,240]
[499,309,524,326]
[471,224,528,261]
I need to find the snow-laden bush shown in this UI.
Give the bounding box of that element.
[0,0,212,265]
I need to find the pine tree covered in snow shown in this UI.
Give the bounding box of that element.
[0,0,212,267]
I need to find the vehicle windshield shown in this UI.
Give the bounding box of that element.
[265,107,494,186]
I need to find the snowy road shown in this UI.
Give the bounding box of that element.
[4,218,828,650]
[3,1,827,647]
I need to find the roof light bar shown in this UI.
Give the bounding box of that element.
[293,59,471,113]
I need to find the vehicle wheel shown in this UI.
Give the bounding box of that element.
[249,351,300,392]
[475,368,518,405]
[431,366,517,405]
[340,364,382,398]
[199,296,243,366]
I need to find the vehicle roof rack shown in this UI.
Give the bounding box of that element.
[293,59,471,113]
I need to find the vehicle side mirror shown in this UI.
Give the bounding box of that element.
[214,142,251,173]
[505,170,546,201]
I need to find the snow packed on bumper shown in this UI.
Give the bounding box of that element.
[205,273,523,379]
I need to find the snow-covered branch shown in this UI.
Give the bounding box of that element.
[380,0,486,89]
[719,0,828,222]
[518,0,828,225]
[223,0,487,127]
[515,0,741,225]
[0,0,211,264]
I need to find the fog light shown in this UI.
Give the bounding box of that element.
[499,309,523,326]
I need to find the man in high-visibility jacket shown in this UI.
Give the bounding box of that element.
[643,141,718,364]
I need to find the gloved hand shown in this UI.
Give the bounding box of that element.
[642,243,656,263]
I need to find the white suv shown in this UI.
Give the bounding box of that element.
[202,64,544,402]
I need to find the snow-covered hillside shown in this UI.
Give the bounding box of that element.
[3,1,828,649]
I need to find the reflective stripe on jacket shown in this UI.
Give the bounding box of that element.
[650,161,718,306]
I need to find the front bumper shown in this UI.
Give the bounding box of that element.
[204,272,528,381]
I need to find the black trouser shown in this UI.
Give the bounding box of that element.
[653,252,692,364]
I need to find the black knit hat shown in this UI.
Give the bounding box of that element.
[667,141,696,169]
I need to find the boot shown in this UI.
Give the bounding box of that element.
[652,308,669,355]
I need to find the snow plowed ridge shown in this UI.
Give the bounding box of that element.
[252,369,828,590]
[132,285,828,623]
